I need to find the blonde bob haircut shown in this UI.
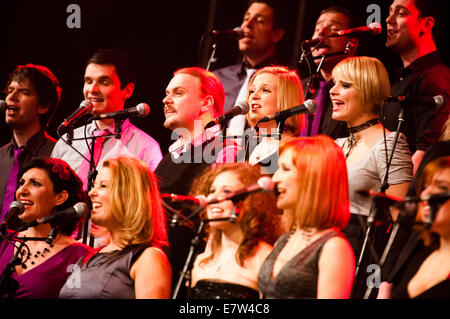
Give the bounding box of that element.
[102,156,167,249]
[279,135,350,231]
[332,56,390,115]
[247,66,305,135]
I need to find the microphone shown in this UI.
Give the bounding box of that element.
[58,100,93,134]
[421,192,450,205]
[304,23,382,46]
[210,27,244,39]
[204,100,250,129]
[0,100,6,112]
[359,189,450,205]
[25,202,89,228]
[385,95,445,110]
[256,99,317,124]
[91,103,150,120]
[161,193,208,207]
[303,38,323,46]
[330,22,382,38]
[357,189,419,219]
[420,192,450,227]
[0,201,25,232]
[207,177,274,205]
[356,189,417,206]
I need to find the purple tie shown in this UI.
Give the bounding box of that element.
[300,80,329,137]
[1,146,25,222]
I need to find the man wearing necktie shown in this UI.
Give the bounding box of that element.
[300,6,359,139]
[51,48,163,189]
[0,64,60,225]
[51,48,163,246]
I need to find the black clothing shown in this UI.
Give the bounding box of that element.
[381,51,450,153]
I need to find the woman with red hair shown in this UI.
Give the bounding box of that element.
[258,135,355,298]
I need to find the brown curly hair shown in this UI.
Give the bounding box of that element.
[190,163,282,266]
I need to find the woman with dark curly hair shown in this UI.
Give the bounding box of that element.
[188,163,283,299]
[0,158,91,298]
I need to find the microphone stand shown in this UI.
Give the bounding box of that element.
[171,204,239,299]
[171,218,206,299]
[205,40,218,71]
[67,125,119,247]
[354,107,406,298]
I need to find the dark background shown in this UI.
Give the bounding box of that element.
[1,0,448,153]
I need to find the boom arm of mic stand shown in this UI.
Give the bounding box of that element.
[163,201,194,231]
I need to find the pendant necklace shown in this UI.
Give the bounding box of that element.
[345,118,379,159]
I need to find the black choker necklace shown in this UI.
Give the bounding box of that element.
[345,118,379,158]
[348,118,379,134]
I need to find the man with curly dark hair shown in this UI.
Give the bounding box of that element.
[0,64,61,224]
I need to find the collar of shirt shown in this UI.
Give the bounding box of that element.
[90,118,133,139]
[239,55,280,76]
[168,124,222,158]
[397,51,441,78]
[9,129,54,156]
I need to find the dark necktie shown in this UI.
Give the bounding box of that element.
[1,146,25,222]
[300,80,329,137]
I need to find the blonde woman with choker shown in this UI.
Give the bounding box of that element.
[330,56,413,297]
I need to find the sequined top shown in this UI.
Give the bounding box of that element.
[258,230,339,299]
[190,279,260,299]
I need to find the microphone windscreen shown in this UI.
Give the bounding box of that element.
[257,177,274,192]
[434,95,445,110]
[10,200,25,213]
[73,202,89,218]
[304,99,317,113]
[368,22,382,35]
[137,103,150,117]
[0,100,6,112]
[80,100,94,111]
[195,195,208,207]
[236,100,250,114]
[233,27,245,38]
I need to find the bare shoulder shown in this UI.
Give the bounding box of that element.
[249,241,273,267]
[320,235,354,263]
[137,246,169,265]
[131,246,170,276]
